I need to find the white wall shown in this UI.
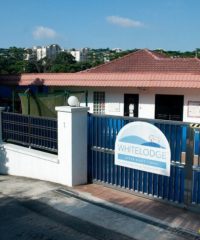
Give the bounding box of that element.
[84,87,200,123]
[138,92,155,119]
[86,87,155,118]
[49,86,200,123]
[0,144,66,184]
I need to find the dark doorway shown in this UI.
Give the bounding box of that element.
[124,94,139,117]
[155,94,184,121]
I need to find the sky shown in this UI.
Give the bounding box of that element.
[1,0,200,51]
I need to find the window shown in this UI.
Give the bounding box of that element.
[93,92,105,114]
[155,94,184,121]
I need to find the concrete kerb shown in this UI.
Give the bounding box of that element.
[54,186,200,239]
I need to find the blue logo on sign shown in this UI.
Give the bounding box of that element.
[115,122,171,176]
[119,136,165,149]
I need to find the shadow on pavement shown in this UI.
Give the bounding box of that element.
[0,195,136,240]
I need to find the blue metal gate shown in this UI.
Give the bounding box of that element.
[88,114,200,209]
[192,129,200,205]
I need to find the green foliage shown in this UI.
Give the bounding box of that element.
[1,47,200,74]
[53,52,76,65]
[154,49,198,58]
[109,49,138,61]
[48,52,76,72]
[50,64,69,73]
[0,47,26,74]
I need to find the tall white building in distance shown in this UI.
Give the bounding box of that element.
[70,48,89,62]
[25,44,63,61]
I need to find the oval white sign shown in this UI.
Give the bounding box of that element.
[115,121,171,176]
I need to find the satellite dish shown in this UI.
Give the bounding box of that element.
[68,96,80,107]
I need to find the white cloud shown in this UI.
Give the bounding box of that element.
[33,26,57,39]
[106,16,144,28]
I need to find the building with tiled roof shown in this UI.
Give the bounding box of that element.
[1,49,200,122]
[87,49,200,74]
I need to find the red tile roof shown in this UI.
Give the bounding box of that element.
[87,49,200,73]
[1,72,200,88]
[1,49,200,88]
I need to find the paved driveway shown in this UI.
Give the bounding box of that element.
[0,175,198,240]
[0,194,134,240]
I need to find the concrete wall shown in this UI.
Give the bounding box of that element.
[0,144,64,183]
[83,87,200,123]
[0,106,89,187]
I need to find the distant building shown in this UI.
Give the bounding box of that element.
[112,48,122,53]
[70,48,89,62]
[25,44,62,61]
[24,48,36,61]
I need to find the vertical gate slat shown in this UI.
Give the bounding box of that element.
[126,168,130,189]
[139,171,143,192]
[158,175,163,198]
[179,167,184,203]
[153,174,158,197]
[113,154,117,186]
[134,170,138,191]
[148,173,153,195]
[197,171,200,204]
[129,169,133,190]
[143,172,148,194]
[192,171,197,203]
[170,125,176,161]
[175,126,181,162]
[163,176,168,199]
[168,166,174,201]
[174,166,179,202]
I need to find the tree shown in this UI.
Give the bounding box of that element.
[49,52,76,73]
[0,47,26,74]
[53,52,75,65]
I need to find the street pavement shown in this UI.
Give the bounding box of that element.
[0,195,135,240]
[0,175,199,240]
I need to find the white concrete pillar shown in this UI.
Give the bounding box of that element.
[55,106,89,187]
[0,107,5,144]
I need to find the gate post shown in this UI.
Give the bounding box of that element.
[184,126,194,206]
[56,106,89,187]
[0,107,5,144]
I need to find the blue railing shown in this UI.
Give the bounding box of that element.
[2,112,57,153]
[88,114,189,204]
[192,170,200,204]
[192,129,200,204]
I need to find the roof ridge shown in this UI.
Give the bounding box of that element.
[143,49,162,60]
[155,56,200,62]
[85,49,145,72]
